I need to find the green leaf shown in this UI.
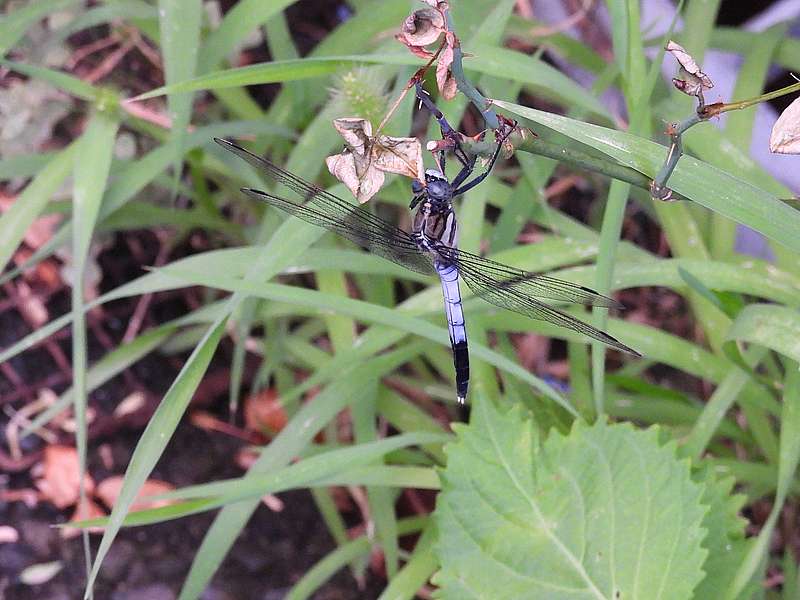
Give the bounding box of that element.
[0,0,80,56]
[691,465,752,600]
[724,305,800,365]
[1,59,97,101]
[433,397,709,599]
[197,0,294,72]
[84,317,228,597]
[0,144,75,273]
[493,99,800,255]
[157,0,202,191]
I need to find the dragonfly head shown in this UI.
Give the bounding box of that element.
[424,169,453,204]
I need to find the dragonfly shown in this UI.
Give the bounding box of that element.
[214,137,638,405]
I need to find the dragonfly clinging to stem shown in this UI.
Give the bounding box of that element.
[214,91,638,405]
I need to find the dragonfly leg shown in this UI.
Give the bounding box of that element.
[415,81,471,168]
[451,124,515,196]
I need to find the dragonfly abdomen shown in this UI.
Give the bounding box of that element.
[436,261,469,404]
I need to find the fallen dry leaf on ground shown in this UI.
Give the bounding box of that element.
[244,388,288,435]
[35,445,95,509]
[95,476,175,511]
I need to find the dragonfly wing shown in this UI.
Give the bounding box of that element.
[217,138,435,276]
[433,246,638,355]
[441,246,622,309]
[241,189,435,274]
[458,265,639,355]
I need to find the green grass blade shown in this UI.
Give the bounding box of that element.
[493,99,800,255]
[725,363,800,599]
[176,346,421,600]
[155,264,576,413]
[71,108,119,595]
[1,59,97,101]
[0,0,80,55]
[377,522,438,600]
[0,144,76,272]
[157,0,202,192]
[286,517,428,600]
[197,0,294,72]
[725,305,800,365]
[84,317,228,597]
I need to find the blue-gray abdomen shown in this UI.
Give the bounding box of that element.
[436,261,469,403]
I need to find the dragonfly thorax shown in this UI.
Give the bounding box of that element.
[425,169,453,204]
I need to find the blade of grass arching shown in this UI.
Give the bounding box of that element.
[590,179,631,415]
[712,23,787,261]
[196,0,294,73]
[135,433,447,506]
[176,345,423,600]
[0,151,55,179]
[157,0,201,194]
[377,522,438,600]
[84,317,228,598]
[0,143,76,272]
[467,43,609,119]
[725,305,800,366]
[725,362,800,599]
[310,486,350,547]
[21,325,174,438]
[0,0,80,55]
[70,109,118,595]
[51,1,156,42]
[155,265,576,414]
[286,516,429,600]
[683,346,770,460]
[1,119,292,285]
[1,60,96,101]
[492,100,800,256]
[376,391,448,464]
[353,385,399,578]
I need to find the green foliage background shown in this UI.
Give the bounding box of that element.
[2,0,800,598]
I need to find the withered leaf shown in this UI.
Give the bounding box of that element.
[436,36,457,100]
[770,96,800,155]
[665,40,713,97]
[666,40,714,97]
[35,445,95,509]
[396,8,444,49]
[326,118,424,203]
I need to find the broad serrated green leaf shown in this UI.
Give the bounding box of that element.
[691,465,753,600]
[433,397,709,599]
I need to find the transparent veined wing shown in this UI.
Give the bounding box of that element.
[444,246,622,308]
[216,138,435,275]
[435,246,639,355]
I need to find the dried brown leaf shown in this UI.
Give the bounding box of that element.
[770,96,800,154]
[35,445,95,509]
[326,118,424,203]
[396,8,444,49]
[244,388,288,434]
[666,40,713,96]
[436,37,457,100]
[62,497,106,538]
[95,476,175,511]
